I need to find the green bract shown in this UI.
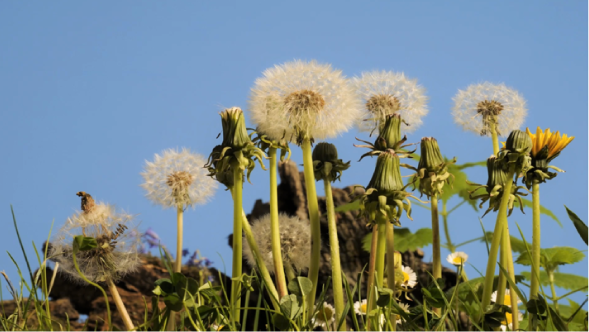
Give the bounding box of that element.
[312,142,350,182]
[469,156,529,217]
[251,128,291,161]
[355,114,416,163]
[499,129,533,176]
[412,137,455,198]
[206,107,267,187]
[523,144,565,189]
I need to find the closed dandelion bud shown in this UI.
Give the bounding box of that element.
[414,137,455,198]
[523,127,574,188]
[367,150,404,194]
[355,114,416,162]
[469,156,529,217]
[206,107,267,185]
[378,114,402,149]
[312,142,350,182]
[243,213,311,273]
[501,129,533,175]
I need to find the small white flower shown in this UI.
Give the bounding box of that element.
[499,310,523,331]
[313,303,336,330]
[248,60,362,143]
[243,213,311,273]
[491,289,523,306]
[452,82,527,137]
[353,299,368,315]
[401,265,418,288]
[395,302,410,325]
[446,252,468,266]
[352,70,428,134]
[141,148,217,209]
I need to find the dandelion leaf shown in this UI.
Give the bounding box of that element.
[362,227,433,253]
[564,205,588,245]
[521,271,588,291]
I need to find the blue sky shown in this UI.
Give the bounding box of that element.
[1,1,586,307]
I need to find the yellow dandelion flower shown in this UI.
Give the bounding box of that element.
[526,127,574,161]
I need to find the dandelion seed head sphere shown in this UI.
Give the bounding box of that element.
[50,203,141,283]
[452,82,527,137]
[141,148,217,209]
[248,60,362,144]
[352,70,428,134]
[243,213,311,273]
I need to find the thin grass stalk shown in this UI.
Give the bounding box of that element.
[72,251,111,330]
[441,201,456,253]
[548,269,559,313]
[480,166,515,308]
[107,279,135,331]
[366,225,378,331]
[174,205,184,273]
[268,147,288,299]
[301,138,321,317]
[323,179,346,331]
[231,162,244,324]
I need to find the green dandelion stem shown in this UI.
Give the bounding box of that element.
[72,251,112,330]
[231,161,244,324]
[366,225,378,331]
[107,278,135,331]
[174,205,184,273]
[301,138,321,317]
[324,179,346,331]
[385,222,396,291]
[529,180,541,301]
[268,147,288,299]
[431,195,442,281]
[490,118,500,156]
[548,269,560,313]
[481,166,516,308]
[375,216,388,292]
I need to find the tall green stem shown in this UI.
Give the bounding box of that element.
[530,181,541,300]
[269,147,288,299]
[548,269,559,313]
[366,225,378,331]
[72,251,111,330]
[481,166,515,308]
[385,222,397,332]
[107,278,135,331]
[301,138,321,316]
[431,195,441,281]
[231,163,243,324]
[324,180,346,331]
[490,119,500,156]
[375,216,388,294]
[174,205,184,273]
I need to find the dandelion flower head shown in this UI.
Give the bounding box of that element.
[452,82,527,137]
[313,303,336,329]
[446,251,468,266]
[352,70,428,134]
[248,60,362,144]
[401,265,418,288]
[49,202,141,283]
[526,127,574,161]
[141,148,217,209]
[243,213,310,273]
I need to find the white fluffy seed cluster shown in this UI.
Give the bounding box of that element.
[49,203,141,283]
[248,60,362,142]
[243,213,311,273]
[452,82,527,137]
[141,148,217,209]
[352,70,428,134]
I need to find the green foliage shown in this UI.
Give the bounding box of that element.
[516,246,585,269]
[565,205,588,245]
[481,231,529,253]
[362,227,433,253]
[521,271,588,291]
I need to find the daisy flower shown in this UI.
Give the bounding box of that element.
[452,82,527,137]
[352,70,428,134]
[500,311,523,331]
[353,299,368,315]
[401,265,418,288]
[394,302,411,325]
[491,289,523,306]
[446,252,468,266]
[313,303,336,330]
[141,148,217,209]
[243,213,311,273]
[248,60,362,144]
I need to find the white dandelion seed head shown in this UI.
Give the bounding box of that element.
[452,82,527,137]
[446,251,469,266]
[401,265,418,288]
[248,60,362,143]
[313,303,336,329]
[352,70,428,134]
[353,299,368,315]
[49,202,141,284]
[491,289,523,306]
[395,302,411,325]
[243,213,311,273]
[140,148,217,209]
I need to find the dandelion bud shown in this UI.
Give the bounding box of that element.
[312,142,350,182]
[221,107,251,151]
[243,213,311,273]
[505,130,532,155]
[414,137,455,198]
[355,113,416,161]
[367,150,404,194]
[377,114,403,149]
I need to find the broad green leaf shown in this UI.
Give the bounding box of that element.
[515,198,562,227]
[334,199,361,213]
[362,227,433,253]
[565,205,588,245]
[453,160,487,170]
[163,293,183,312]
[482,232,529,253]
[516,247,585,268]
[279,294,299,320]
[521,271,588,291]
[287,277,313,297]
